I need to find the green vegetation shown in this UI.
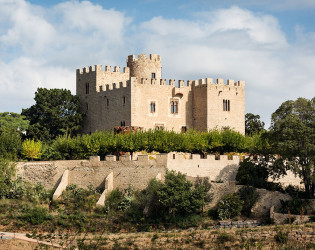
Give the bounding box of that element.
[22,88,83,141]
[217,193,243,220]
[22,139,43,160]
[0,112,29,132]
[237,186,259,217]
[268,97,315,198]
[245,113,265,136]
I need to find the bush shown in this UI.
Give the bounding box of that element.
[217,193,243,220]
[237,186,259,217]
[19,206,52,225]
[279,198,310,215]
[274,231,288,244]
[0,159,16,198]
[0,130,22,160]
[22,139,43,160]
[236,159,269,188]
[207,209,219,220]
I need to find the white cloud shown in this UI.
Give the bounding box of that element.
[136,6,315,126]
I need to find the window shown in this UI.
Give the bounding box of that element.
[123,96,126,104]
[171,100,178,114]
[155,124,164,130]
[151,72,156,79]
[121,121,125,126]
[85,83,89,94]
[99,85,103,92]
[150,102,156,113]
[181,126,187,133]
[223,99,230,111]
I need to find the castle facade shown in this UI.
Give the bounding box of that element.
[76,54,245,134]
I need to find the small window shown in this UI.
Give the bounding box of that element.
[123,96,126,104]
[223,99,230,111]
[150,102,156,113]
[151,73,156,79]
[121,121,125,126]
[181,126,187,133]
[171,100,178,114]
[155,124,164,130]
[85,83,89,94]
[99,85,103,92]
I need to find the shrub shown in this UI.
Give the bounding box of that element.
[274,231,288,244]
[207,209,219,220]
[217,193,243,220]
[20,206,52,225]
[236,159,269,188]
[279,198,310,215]
[0,159,16,198]
[237,186,259,217]
[22,139,43,160]
[0,130,22,160]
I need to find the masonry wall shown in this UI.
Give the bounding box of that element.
[205,79,245,134]
[76,65,133,133]
[131,80,193,132]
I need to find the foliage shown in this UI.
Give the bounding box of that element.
[269,97,315,198]
[126,171,211,223]
[245,113,265,136]
[279,198,310,215]
[0,159,16,198]
[61,184,101,212]
[22,88,83,141]
[19,206,52,225]
[40,129,255,161]
[105,187,134,212]
[0,129,22,160]
[235,159,269,188]
[217,193,243,220]
[274,231,288,244]
[0,112,29,132]
[22,139,43,160]
[237,186,259,217]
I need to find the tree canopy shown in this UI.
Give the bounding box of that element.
[269,97,315,198]
[245,113,265,135]
[0,112,29,132]
[22,88,83,141]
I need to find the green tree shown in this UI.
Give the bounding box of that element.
[0,112,29,132]
[0,129,22,160]
[217,193,243,220]
[269,97,315,198]
[22,88,83,141]
[245,113,265,136]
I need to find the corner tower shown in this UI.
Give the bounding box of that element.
[127,54,162,81]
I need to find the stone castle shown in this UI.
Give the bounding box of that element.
[76,54,245,134]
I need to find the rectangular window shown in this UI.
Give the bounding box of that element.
[181,126,187,133]
[121,121,125,126]
[123,96,126,104]
[171,100,178,114]
[151,73,156,78]
[223,99,230,111]
[150,102,156,113]
[85,83,89,94]
[155,124,164,130]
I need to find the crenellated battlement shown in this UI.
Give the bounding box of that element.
[127,53,161,63]
[96,78,137,93]
[192,78,245,88]
[139,78,192,88]
[76,65,130,74]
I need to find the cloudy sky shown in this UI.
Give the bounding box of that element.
[1,0,314,127]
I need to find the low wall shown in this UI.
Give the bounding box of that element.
[16,155,165,191]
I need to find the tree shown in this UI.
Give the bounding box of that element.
[22,88,83,141]
[0,112,29,132]
[269,97,315,198]
[245,113,265,136]
[0,159,16,198]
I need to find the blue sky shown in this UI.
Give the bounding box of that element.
[1,0,315,127]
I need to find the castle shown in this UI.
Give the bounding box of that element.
[76,54,245,134]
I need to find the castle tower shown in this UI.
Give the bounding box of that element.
[127,54,162,81]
